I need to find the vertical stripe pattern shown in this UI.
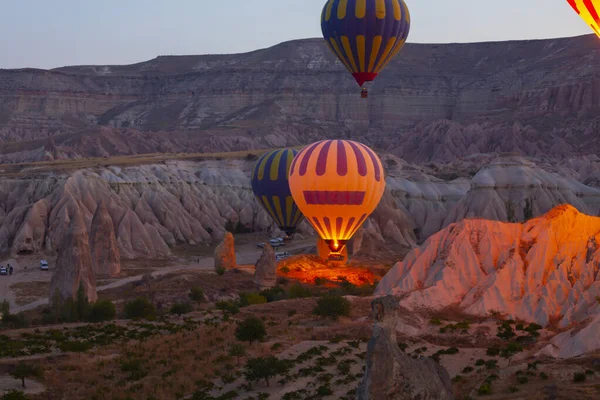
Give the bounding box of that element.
[251,149,305,235]
[321,0,411,86]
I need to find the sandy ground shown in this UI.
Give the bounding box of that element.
[0,376,45,396]
[1,237,314,314]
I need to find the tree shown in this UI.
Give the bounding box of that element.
[189,287,205,302]
[1,299,9,317]
[235,316,266,344]
[10,363,42,389]
[170,302,193,317]
[87,299,116,322]
[124,297,156,320]
[59,341,92,359]
[228,343,246,366]
[75,282,90,321]
[244,356,289,387]
[2,390,30,400]
[313,295,351,320]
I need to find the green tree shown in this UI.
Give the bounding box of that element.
[313,295,351,320]
[75,282,91,321]
[87,299,116,322]
[235,316,266,345]
[244,356,289,387]
[10,363,42,389]
[228,343,247,366]
[189,287,205,302]
[170,302,193,316]
[59,341,92,359]
[1,299,9,317]
[239,292,267,307]
[124,297,156,320]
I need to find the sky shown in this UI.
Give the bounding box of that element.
[0,0,593,69]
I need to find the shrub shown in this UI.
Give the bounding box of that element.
[189,287,205,302]
[316,385,333,396]
[87,299,116,322]
[287,284,312,299]
[486,347,500,357]
[475,359,485,366]
[462,366,474,374]
[2,391,30,400]
[314,277,327,286]
[517,375,528,384]
[170,302,193,316]
[215,266,226,276]
[124,297,156,320]
[477,382,492,395]
[0,300,9,317]
[485,360,498,370]
[228,343,246,365]
[260,286,287,302]
[313,295,351,320]
[235,316,266,344]
[573,372,586,383]
[540,372,549,380]
[429,318,442,326]
[239,292,268,307]
[216,300,240,314]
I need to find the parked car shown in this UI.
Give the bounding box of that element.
[256,242,265,249]
[269,238,284,247]
[40,260,49,271]
[275,252,291,262]
[0,266,7,275]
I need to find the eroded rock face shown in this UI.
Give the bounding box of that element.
[214,232,236,272]
[376,204,600,327]
[253,243,276,289]
[89,200,121,278]
[357,296,454,400]
[49,209,97,303]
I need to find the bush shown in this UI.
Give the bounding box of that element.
[1,300,9,317]
[540,372,549,380]
[235,316,266,344]
[215,266,226,276]
[313,295,351,320]
[216,300,240,314]
[573,372,586,383]
[429,318,442,326]
[124,297,156,320]
[2,391,30,400]
[486,347,500,357]
[260,286,287,302]
[170,302,194,316]
[462,366,474,374]
[189,287,205,302]
[475,359,485,366]
[87,299,116,322]
[239,292,268,307]
[517,375,528,384]
[228,343,246,365]
[477,382,492,395]
[287,284,312,299]
[485,360,498,370]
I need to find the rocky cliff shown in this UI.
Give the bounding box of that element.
[2,35,600,164]
[375,205,600,328]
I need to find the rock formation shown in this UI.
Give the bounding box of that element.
[253,243,276,289]
[214,232,236,272]
[89,200,121,278]
[49,209,97,303]
[357,295,454,400]
[375,205,600,327]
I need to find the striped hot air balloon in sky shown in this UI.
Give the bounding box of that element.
[567,0,600,37]
[251,149,304,236]
[288,140,386,253]
[321,0,411,97]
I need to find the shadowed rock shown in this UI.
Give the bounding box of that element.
[253,243,276,289]
[214,232,236,272]
[357,295,454,400]
[49,209,97,303]
[89,200,121,278]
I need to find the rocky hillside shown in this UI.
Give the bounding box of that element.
[375,205,600,328]
[2,35,600,163]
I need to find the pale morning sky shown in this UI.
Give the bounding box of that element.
[0,0,592,69]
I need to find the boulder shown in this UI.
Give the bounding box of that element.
[89,201,121,278]
[357,295,454,400]
[214,232,236,272]
[253,243,276,289]
[49,209,97,303]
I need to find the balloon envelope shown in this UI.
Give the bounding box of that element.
[321,0,411,87]
[288,140,386,252]
[567,0,600,37]
[251,149,304,236]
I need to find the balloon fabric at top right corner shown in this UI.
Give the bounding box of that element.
[568,0,600,37]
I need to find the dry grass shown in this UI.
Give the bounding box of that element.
[10,281,50,305]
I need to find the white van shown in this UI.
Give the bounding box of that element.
[275,252,291,262]
[40,260,49,271]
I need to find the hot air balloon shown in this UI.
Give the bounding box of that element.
[288,140,386,254]
[251,149,304,237]
[567,0,600,37]
[321,0,411,98]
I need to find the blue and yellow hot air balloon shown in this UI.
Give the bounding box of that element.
[321,0,411,98]
[251,149,304,237]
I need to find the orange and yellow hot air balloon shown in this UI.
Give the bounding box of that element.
[567,0,600,37]
[288,140,386,254]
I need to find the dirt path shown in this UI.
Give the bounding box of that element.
[8,238,314,314]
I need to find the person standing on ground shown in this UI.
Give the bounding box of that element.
[8,265,13,275]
